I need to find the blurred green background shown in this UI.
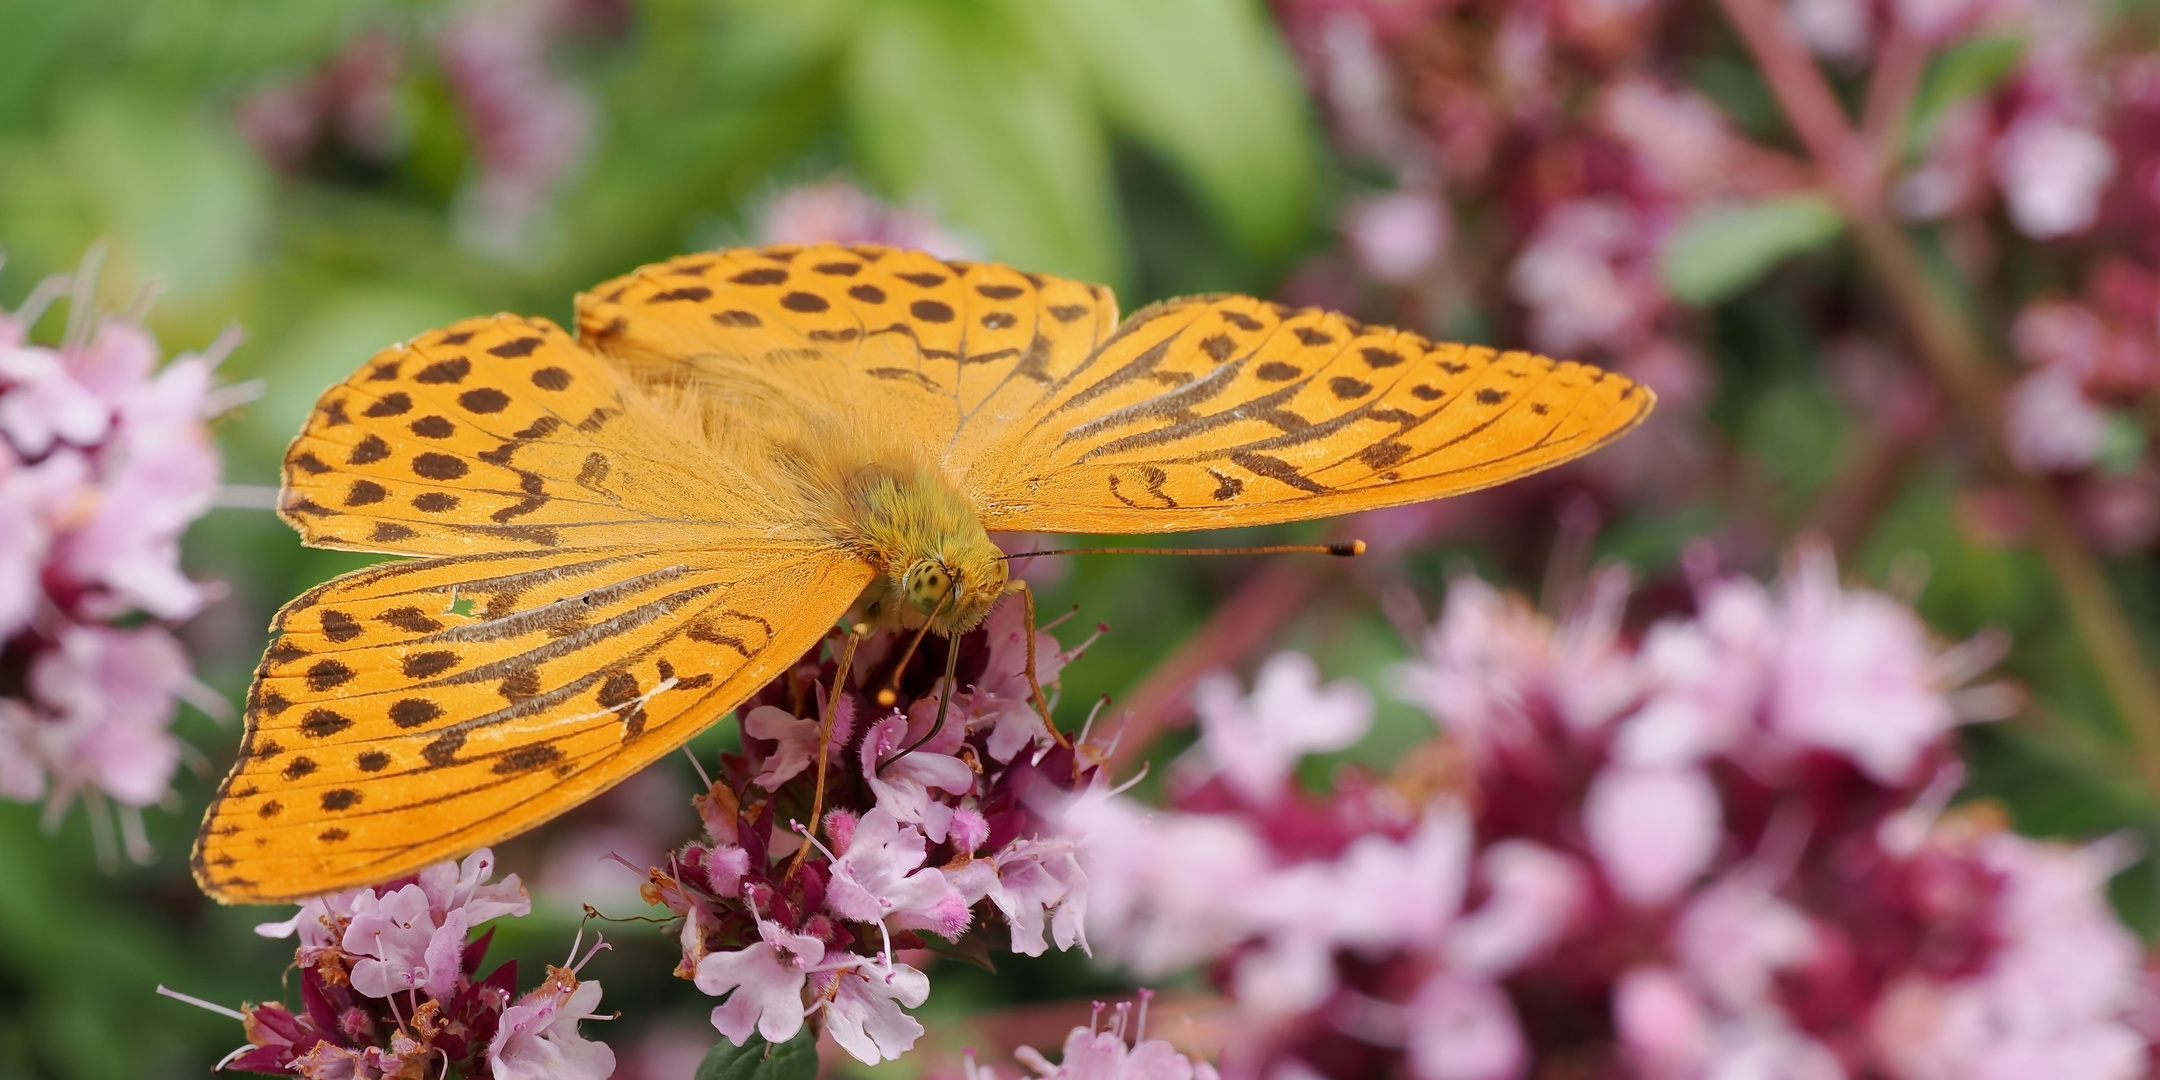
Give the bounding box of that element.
[1,0,2152,1077]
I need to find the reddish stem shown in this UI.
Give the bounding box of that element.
[1715,0,2160,793]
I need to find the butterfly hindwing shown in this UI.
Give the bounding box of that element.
[282,313,763,555]
[969,295,1656,532]
[193,542,872,903]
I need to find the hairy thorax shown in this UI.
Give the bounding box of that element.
[836,464,1009,634]
[774,427,1008,635]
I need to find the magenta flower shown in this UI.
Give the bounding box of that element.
[819,959,932,1064]
[695,915,827,1046]
[742,705,825,791]
[823,806,967,936]
[861,711,976,842]
[652,598,1106,1065]
[206,848,603,1077]
[488,967,616,1080]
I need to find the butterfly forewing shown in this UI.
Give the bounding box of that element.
[574,243,1119,466]
[970,295,1655,532]
[282,314,765,555]
[194,543,871,903]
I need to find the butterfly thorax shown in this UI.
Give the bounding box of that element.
[831,462,1008,637]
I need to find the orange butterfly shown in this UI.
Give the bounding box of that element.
[192,244,1652,903]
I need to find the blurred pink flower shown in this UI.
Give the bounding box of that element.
[1585,765,1721,906]
[0,260,235,846]
[439,0,598,255]
[1768,545,1962,783]
[1597,79,1747,200]
[978,997,1219,1080]
[1789,0,1875,61]
[0,446,85,639]
[237,32,406,175]
[27,624,191,809]
[756,179,976,257]
[1343,191,1450,283]
[2004,367,2109,474]
[1994,114,2116,238]
[1442,839,1584,975]
[1405,975,1525,1080]
[1509,198,1666,356]
[1192,652,1372,804]
[1615,966,1713,1077]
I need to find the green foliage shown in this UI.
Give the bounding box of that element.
[1663,194,1845,306]
[1907,34,2025,152]
[694,1030,818,1080]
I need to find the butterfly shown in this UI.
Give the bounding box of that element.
[191,243,1652,903]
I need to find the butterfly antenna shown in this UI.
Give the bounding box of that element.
[879,580,956,708]
[788,624,865,880]
[1000,540,1366,560]
[886,630,961,769]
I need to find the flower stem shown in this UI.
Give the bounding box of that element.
[1715,0,2160,792]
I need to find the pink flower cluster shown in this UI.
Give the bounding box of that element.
[239,1,623,256]
[968,995,1221,1080]
[644,599,1104,1065]
[203,848,615,1079]
[0,255,237,856]
[1080,545,2156,1079]
[1995,259,2160,551]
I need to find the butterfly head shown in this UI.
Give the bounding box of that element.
[897,545,1008,634]
[834,461,1009,635]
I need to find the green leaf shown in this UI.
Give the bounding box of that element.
[1041,0,1318,265]
[694,1029,819,1080]
[842,0,1122,286]
[1908,34,2025,153]
[1662,194,1845,306]
[2097,412,2147,475]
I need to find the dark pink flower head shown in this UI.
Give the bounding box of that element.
[665,599,1104,1066]
[215,848,593,1078]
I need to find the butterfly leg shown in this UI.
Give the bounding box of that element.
[791,624,864,879]
[1014,580,1070,749]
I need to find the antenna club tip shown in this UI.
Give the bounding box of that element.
[1331,540,1368,557]
[876,688,897,707]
